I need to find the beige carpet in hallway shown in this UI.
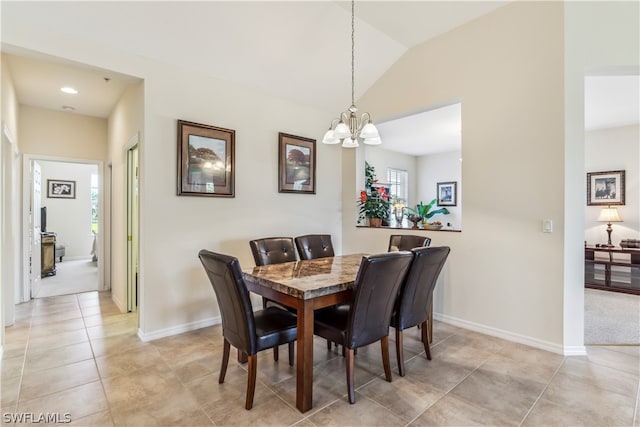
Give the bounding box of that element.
[35,258,99,298]
[585,288,640,345]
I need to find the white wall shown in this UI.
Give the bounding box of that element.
[417,150,462,229]
[346,1,567,352]
[39,161,97,260]
[584,125,639,245]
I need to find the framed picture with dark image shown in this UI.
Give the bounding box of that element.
[47,179,76,199]
[587,170,625,206]
[437,181,457,206]
[278,132,316,194]
[177,120,235,197]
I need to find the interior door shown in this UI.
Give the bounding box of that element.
[126,145,139,312]
[30,160,42,298]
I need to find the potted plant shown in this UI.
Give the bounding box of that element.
[358,162,391,227]
[407,199,449,229]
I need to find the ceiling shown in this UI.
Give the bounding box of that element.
[2,1,638,157]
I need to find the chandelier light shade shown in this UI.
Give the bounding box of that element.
[597,206,623,247]
[322,0,381,148]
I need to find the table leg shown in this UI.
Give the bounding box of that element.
[296,301,314,412]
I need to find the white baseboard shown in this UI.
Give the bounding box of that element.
[434,313,586,356]
[137,316,222,342]
[111,293,126,313]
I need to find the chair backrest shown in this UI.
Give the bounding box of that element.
[198,250,258,354]
[394,246,450,330]
[249,237,297,266]
[295,234,335,260]
[346,251,413,348]
[388,234,431,252]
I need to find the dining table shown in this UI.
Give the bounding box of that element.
[242,253,366,413]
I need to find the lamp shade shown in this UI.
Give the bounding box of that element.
[341,137,359,148]
[363,136,382,145]
[333,122,350,139]
[359,123,380,139]
[322,129,340,144]
[597,207,623,223]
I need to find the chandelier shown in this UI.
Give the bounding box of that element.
[322,0,381,148]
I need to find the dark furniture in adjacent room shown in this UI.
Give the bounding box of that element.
[585,245,640,295]
[41,232,57,277]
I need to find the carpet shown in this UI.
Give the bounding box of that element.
[584,288,640,345]
[35,257,99,298]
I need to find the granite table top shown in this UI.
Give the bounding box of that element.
[242,254,367,300]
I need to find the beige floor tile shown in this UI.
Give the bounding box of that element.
[33,300,80,316]
[110,392,213,427]
[584,345,640,375]
[357,373,444,423]
[410,394,518,426]
[523,395,633,426]
[89,333,151,358]
[28,317,87,338]
[530,367,636,426]
[80,303,123,318]
[153,338,220,367]
[448,354,551,422]
[307,394,406,426]
[95,346,167,379]
[1,354,25,380]
[1,375,21,407]
[30,309,83,325]
[171,348,225,383]
[25,341,94,373]
[17,380,108,422]
[67,410,114,427]
[85,317,138,340]
[20,359,100,401]
[203,387,302,427]
[27,328,89,352]
[83,312,137,328]
[185,365,254,408]
[101,365,185,411]
[558,356,639,396]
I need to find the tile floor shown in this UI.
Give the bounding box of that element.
[2,291,639,426]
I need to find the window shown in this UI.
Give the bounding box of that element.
[91,174,98,233]
[387,168,408,203]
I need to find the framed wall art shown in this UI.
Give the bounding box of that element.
[587,170,625,206]
[437,181,457,206]
[278,132,316,194]
[177,120,235,197]
[47,179,76,199]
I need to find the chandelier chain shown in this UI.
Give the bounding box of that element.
[351,0,355,107]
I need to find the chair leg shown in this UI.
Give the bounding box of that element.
[345,348,356,404]
[421,320,432,360]
[327,339,332,350]
[273,345,279,361]
[288,342,294,366]
[428,298,433,343]
[381,336,392,382]
[395,328,405,377]
[219,338,230,384]
[245,354,257,410]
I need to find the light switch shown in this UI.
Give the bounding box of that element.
[543,219,553,233]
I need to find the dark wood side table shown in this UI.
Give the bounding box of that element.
[585,245,640,295]
[41,232,57,277]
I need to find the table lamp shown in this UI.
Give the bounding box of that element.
[597,206,623,248]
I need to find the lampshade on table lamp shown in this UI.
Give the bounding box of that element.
[597,206,623,248]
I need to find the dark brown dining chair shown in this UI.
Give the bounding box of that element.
[294,234,335,260]
[313,251,413,404]
[391,246,450,376]
[198,250,297,410]
[248,237,297,361]
[388,234,431,252]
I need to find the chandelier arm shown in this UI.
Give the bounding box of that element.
[358,112,371,130]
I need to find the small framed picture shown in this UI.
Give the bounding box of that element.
[437,181,457,206]
[587,170,625,206]
[278,132,316,194]
[47,179,76,199]
[177,120,235,197]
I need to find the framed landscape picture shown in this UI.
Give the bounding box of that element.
[587,170,625,206]
[278,132,316,194]
[47,179,76,199]
[177,120,235,197]
[437,181,457,206]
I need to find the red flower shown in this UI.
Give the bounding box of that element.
[360,191,367,203]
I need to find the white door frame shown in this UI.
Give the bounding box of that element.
[125,133,140,312]
[22,154,106,300]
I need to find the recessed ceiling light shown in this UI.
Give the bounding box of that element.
[62,105,75,112]
[60,86,78,95]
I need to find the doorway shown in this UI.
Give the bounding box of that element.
[23,155,105,300]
